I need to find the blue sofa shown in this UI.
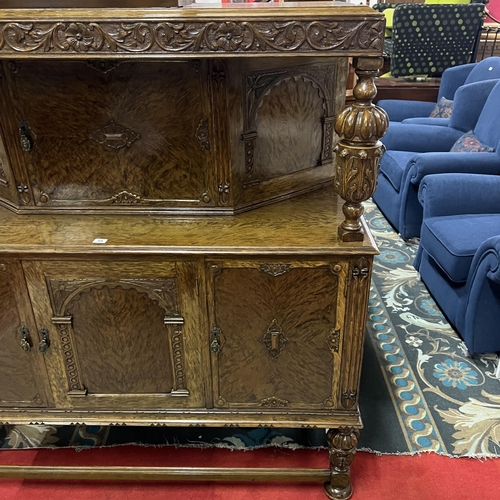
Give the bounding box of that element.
[414,173,500,354]
[372,79,500,240]
[377,57,500,125]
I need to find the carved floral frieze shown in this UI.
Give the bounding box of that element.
[0,20,383,56]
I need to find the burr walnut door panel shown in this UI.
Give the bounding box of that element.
[22,259,207,410]
[0,260,51,408]
[4,59,214,209]
[207,260,348,411]
[227,58,348,208]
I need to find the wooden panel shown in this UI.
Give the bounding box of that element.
[68,286,175,395]
[22,259,207,410]
[0,260,50,407]
[227,57,348,211]
[208,260,347,410]
[253,76,324,179]
[6,60,213,209]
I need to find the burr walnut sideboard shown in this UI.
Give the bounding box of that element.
[0,2,388,498]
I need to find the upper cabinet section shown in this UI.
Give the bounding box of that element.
[0,56,347,216]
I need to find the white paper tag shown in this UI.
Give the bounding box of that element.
[92,238,108,244]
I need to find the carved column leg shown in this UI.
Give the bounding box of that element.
[324,427,360,500]
[334,57,389,242]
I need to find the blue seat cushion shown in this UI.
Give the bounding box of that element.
[420,214,500,283]
[379,151,416,193]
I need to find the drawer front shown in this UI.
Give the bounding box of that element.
[23,259,208,410]
[207,259,349,411]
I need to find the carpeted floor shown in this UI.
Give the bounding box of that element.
[1,200,499,457]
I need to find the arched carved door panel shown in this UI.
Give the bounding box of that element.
[23,259,207,410]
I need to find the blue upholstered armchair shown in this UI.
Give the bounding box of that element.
[372,79,500,239]
[377,57,500,124]
[414,173,500,354]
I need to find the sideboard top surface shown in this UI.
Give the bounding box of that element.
[0,186,378,256]
[0,1,380,18]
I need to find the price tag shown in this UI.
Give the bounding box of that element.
[92,238,108,244]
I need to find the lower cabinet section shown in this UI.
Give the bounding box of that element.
[0,254,372,419]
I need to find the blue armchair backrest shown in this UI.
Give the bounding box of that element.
[473,80,500,149]
[464,57,500,85]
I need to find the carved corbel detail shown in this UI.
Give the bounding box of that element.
[259,396,289,408]
[259,264,291,277]
[52,316,87,396]
[321,115,336,165]
[16,183,31,204]
[326,329,341,353]
[334,57,388,242]
[218,183,230,205]
[341,390,357,409]
[109,191,142,204]
[324,427,360,500]
[86,60,120,73]
[241,131,258,180]
[352,257,369,282]
[169,324,188,394]
[196,119,210,152]
[0,160,7,186]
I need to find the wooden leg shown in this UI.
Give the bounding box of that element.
[334,56,389,242]
[324,427,360,500]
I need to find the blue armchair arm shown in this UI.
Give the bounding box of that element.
[418,173,500,218]
[376,100,436,122]
[381,123,463,152]
[402,117,450,126]
[462,235,500,354]
[408,153,500,185]
[437,63,477,100]
[470,236,500,285]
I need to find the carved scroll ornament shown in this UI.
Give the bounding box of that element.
[0,20,383,56]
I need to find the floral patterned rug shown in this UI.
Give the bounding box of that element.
[1,200,499,456]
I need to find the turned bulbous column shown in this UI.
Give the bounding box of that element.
[334,57,389,242]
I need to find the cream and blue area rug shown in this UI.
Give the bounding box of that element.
[1,201,499,457]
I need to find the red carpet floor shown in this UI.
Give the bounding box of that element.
[0,446,499,500]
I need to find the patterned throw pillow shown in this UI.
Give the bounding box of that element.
[450,131,495,153]
[429,97,454,118]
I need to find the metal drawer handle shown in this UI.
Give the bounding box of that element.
[39,327,50,353]
[19,326,31,352]
[19,121,33,152]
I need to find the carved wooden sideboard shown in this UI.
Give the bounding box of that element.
[0,2,387,498]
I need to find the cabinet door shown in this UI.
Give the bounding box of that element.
[23,259,207,410]
[207,260,348,411]
[0,260,51,408]
[4,60,215,209]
